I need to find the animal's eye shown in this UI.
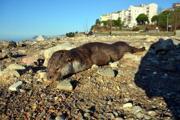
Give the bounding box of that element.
[56,67,59,71]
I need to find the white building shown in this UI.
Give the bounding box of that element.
[100,3,158,28]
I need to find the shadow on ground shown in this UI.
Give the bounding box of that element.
[135,39,180,119]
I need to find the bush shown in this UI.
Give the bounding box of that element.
[66,32,75,37]
[132,27,140,31]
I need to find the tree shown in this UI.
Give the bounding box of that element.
[151,15,158,25]
[112,17,123,30]
[173,8,180,30]
[95,19,101,25]
[158,10,173,29]
[136,14,149,25]
[101,21,108,26]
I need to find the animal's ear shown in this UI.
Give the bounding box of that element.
[59,50,67,57]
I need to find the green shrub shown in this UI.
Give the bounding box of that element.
[66,32,75,37]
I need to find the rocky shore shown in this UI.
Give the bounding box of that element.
[0,35,180,119]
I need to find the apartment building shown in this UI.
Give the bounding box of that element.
[100,3,158,28]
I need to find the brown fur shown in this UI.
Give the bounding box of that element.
[47,41,145,80]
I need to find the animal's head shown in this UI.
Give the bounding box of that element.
[47,50,74,81]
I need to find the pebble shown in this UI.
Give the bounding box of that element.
[31,103,37,111]
[147,111,157,116]
[83,112,90,118]
[8,81,23,91]
[107,113,115,119]
[144,115,151,120]
[97,67,115,77]
[132,106,142,114]
[91,64,99,69]
[3,70,20,78]
[37,71,47,81]
[123,103,133,108]
[113,111,119,117]
[56,79,73,91]
[115,117,124,120]
[6,64,26,70]
[136,112,144,119]
[109,61,119,68]
[55,115,66,120]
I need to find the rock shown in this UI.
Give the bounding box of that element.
[91,64,99,69]
[55,115,66,120]
[0,69,20,78]
[0,49,13,59]
[132,106,143,114]
[144,115,151,120]
[56,79,73,91]
[112,111,119,117]
[0,66,22,84]
[0,41,17,48]
[123,103,133,108]
[83,113,90,118]
[31,103,37,111]
[8,41,17,48]
[97,67,116,77]
[115,118,124,120]
[160,63,176,71]
[109,61,119,68]
[153,39,175,52]
[106,113,115,119]
[21,54,40,65]
[21,52,43,65]
[136,112,144,119]
[175,55,180,61]
[8,81,23,91]
[172,39,180,45]
[6,64,25,70]
[36,71,47,81]
[43,42,76,66]
[0,51,8,59]
[147,111,156,117]
[35,35,45,41]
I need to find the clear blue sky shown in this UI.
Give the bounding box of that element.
[0,0,179,40]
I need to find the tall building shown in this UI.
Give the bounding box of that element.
[173,3,180,8]
[100,3,158,28]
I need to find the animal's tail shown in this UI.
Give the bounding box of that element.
[130,46,146,53]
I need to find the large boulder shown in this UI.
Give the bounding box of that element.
[35,35,45,41]
[43,42,76,66]
[0,41,17,49]
[0,50,9,59]
[0,69,20,84]
[21,53,42,65]
[0,64,26,84]
[97,67,116,77]
[152,39,175,53]
[6,63,26,70]
[56,79,73,91]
